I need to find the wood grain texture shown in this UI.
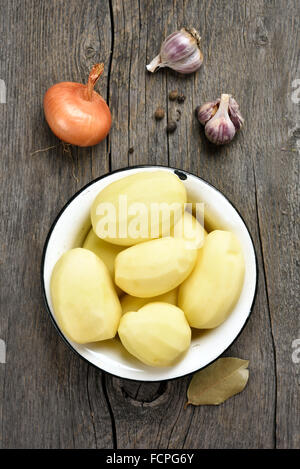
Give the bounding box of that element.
[0,0,299,449]
[0,0,113,449]
[104,0,276,449]
[246,1,300,448]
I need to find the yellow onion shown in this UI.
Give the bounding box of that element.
[44,64,111,147]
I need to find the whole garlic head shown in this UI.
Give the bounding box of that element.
[196,94,244,145]
[147,27,203,74]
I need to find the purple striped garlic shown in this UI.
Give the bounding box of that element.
[146,28,203,74]
[196,94,244,145]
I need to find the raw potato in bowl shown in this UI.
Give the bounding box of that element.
[178,230,245,329]
[171,210,207,249]
[90,171,187,246]
[83,228,124,295]
[50,248,121,343]
[118,302,191,367]
[115,236,198,297]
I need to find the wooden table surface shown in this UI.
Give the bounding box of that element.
[0,0,299,449]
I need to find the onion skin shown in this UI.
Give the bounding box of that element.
[44,64,111,147]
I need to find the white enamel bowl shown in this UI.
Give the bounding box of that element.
[41,166,257,381]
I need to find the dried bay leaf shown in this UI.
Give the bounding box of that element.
[186,358,249,406]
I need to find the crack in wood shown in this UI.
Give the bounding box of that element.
[102,372,118,448]
[252,159,277,449]
[121,381,168,405]
[90,0,116,449]
[105,0,115,173]
[86,366,98,449]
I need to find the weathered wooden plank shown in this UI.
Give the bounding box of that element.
[165,0,277,448]
[245,0,300,448]
[108,0,169,170]
[104,0,276,450]
[0,0,113,448]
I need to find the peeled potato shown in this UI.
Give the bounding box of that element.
[118,302,191,367]
[121,288,178,315]
[178,230,245,329]
[91,171,187,246]
[83,228,124,295]
[115,237,197,297]
[171,211,207,249]
[50,248,121,343]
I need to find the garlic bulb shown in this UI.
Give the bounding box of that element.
[196,94,244,145]
[195,99,220,125]
[146,28,203,74]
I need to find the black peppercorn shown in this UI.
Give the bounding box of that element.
[154,107,165,120]
[177,93,186,103]
[166,121,177,133]
[169,90,178,101]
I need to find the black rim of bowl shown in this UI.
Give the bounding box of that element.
[41,164,259,383]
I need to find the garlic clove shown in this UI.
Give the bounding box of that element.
[195,99,220,125]
[146,27,203,74]
[228,97,244,130]
[204,94,236,145]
